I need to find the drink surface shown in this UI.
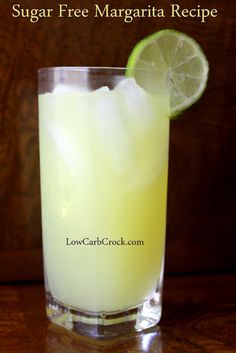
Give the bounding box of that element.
[39,78,169,313]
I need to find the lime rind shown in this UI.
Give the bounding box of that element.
[126,29,209,118]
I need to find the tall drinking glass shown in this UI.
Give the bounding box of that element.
[38,67,169,339]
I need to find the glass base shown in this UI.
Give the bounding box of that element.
[46,290,162,339]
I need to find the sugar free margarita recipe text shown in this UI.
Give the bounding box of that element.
[12,3,218,23]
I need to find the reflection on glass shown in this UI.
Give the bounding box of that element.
[46,324,163,353]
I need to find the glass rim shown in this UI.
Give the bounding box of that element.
[37,66,162,76]
[38,66,129,74]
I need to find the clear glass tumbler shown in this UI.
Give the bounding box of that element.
[38,67,169,339]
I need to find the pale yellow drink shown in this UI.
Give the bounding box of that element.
[39,78,169,313]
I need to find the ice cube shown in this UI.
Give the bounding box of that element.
[115,77,146,96]
[114,78,155,125]
[92,90,135,177]
[93,86,110,93]
[53,84,89,94]
[42,122,76,169]
[114,78,169,189]
[45,120,94,186]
